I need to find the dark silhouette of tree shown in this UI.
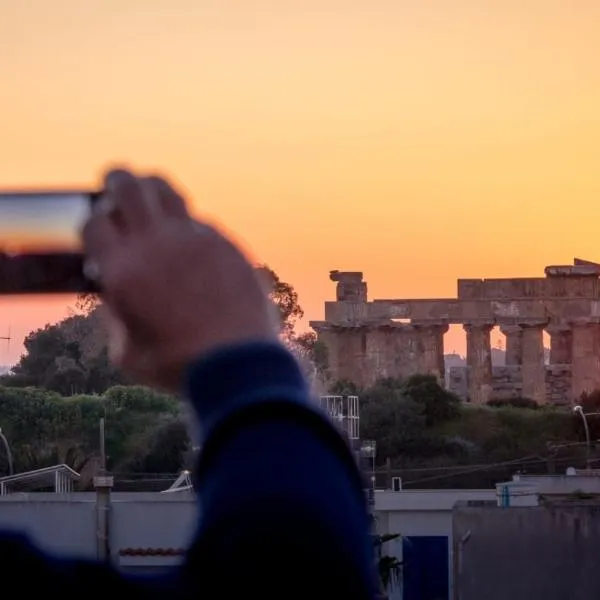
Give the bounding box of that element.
[2,308,122,395]
[256,265,303,340]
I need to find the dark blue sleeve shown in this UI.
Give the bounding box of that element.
[182,341,378,598]
[0,342,378,600]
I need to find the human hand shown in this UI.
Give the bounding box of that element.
[82,168,278,392]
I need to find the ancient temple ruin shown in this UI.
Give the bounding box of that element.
[309,259,600,405]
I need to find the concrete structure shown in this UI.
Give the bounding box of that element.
[7,479,597,599]
[453,502,600,600]
[505,472,600,496]
[375,489,495,600]
[310,259,600,404]
[0,486,495,599]
[0,491,197,573]
[317,394,377,509]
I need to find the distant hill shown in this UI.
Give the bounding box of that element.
[444,352,506,367]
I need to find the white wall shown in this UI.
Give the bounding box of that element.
[374,489,496,599]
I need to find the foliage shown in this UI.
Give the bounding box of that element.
[578,389,600,412]
[0,384,190,481]
[401,374,461,427]
[294,332,329,376]
[256,264,304,340]
[339,375,462,461]
[487,397,539,410]
[360,379,427,459]
[0,371,588,490]
[373,533,402,592]
[327,374,584,486]
[573,389,600,442]
[2,308,122,395]
[3,265,308,398]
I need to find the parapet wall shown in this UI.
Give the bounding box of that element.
[453,503,600,600]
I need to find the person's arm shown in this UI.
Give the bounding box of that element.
[0,342,377,599]
[182,341,378,598]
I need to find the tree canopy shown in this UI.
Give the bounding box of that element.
[0,384,188,486]
[2,266,306,395]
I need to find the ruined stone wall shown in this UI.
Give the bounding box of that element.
[457,275,600,299]
[450,365,573,404]
[449,366,523,402]
[448,367,467,400]
[491,366,523,400]
[312,264,600,405]
[546,365,571,405]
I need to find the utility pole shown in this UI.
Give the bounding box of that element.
[0,428,13,476]
[574,406,593,469]
[0,328,11,364]
[94,417,113,562]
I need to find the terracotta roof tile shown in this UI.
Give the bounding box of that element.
[119,547,186,557]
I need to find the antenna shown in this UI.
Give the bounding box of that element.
[0,326,11,362]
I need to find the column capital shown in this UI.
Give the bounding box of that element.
[517,319,548,329]
[463,321,494,332]
[498,324,523,335]
[309,320,333,332]
[546,322,572,334]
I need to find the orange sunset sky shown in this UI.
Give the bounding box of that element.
[0,0,600,365]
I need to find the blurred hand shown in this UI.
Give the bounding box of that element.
[82,168,278,392]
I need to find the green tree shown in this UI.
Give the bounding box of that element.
[360,379,427,462]
[123,418,191,474]
[402,374,460,427]
[295,332,330,378]
[2,309,122,395]
[256,265,304,340]
[373,533,402,594]
[0,385,185,480]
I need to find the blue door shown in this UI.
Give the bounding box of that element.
[402,536,449,600]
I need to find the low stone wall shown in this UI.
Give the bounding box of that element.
[447,365,571,405]
[491,366,522,400]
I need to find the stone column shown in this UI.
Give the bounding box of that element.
[499,325,523,366]
[388,323,420,379]
[463,322,493,404]
[546,323,572,365]
[310,323,369,387]
[520,321,547,404]
[571,320,600,398]
[414,321,449,382]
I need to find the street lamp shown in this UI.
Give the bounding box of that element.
[0,428,14,476]
[573,405,592,469]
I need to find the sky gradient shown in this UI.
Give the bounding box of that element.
[1,0,599,364]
